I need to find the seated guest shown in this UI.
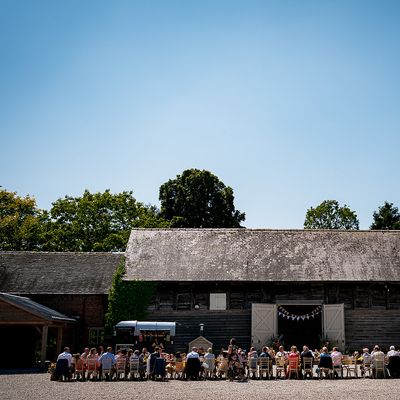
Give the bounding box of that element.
[330,347,343,378]
[98,347,115,380]
[130,349,145,379]
[387,345,399,358]
[186,347,201,380]
[204,348,215,367]
[56,347,72,381]
[371,345,386,377]
[86,348,99,380]
[81,347,90,363]
[301,346,314,378]
[288,345,300,361]
[149,346,162,379]
[387,346,400,378]
[276,345,287,359]
[318,347,332,377]
[360,348,372,376]
[301,345,314,360]
[248,347,258,358]
[259,346,271,359]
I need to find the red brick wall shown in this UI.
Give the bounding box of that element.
[29,294,107,327]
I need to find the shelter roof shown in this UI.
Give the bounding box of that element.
[125,228,400,282]
[0,252,123,294]
[0,292,76,323]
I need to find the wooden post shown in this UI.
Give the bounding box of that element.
[41,325,48,369]
[56,327,63,355]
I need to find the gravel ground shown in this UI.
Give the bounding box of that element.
[1,373,399,400]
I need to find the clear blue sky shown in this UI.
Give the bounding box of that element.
[1,0,399,229]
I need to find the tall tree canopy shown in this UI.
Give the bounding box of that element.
[370,201,400,230]
[304,200,359,230]
[44,189,169,252]
[159,169,245,228]
[0,189,46,250]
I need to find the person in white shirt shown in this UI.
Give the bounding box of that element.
[387,346,398,358]
[57,347,72,367]
[387,346,400,378]
[186,347,200,380]
[330,347,343,378]
[56,347,72,381]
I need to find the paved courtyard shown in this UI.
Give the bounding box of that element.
[1,373,400,400]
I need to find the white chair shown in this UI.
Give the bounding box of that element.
[129,358,140,380]
[115,357,127,380]
[203,357,215,379]
[100,357,114,381]
[86,358,98,380]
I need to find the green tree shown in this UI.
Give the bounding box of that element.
[0,189,46,250]
[159,169,245,228]
[370,201,400,230]
[304,200,359,230]
[105,258,155,332]
[43,189,169,252]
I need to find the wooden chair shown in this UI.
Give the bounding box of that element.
[373,357,386,379]
[361,359,372,378]
[287,358,299,379]
[174,361,185,379]
[318,367,333,379]
[247,357,258,379]
[302,357,314,379]
[343,357,358,378]
[275,356,286,379]
[258,357,271,379]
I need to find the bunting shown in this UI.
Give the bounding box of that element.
[277,305,322,321]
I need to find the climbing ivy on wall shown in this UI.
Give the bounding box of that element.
[105,257,156,332]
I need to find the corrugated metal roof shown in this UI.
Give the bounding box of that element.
[125,229,400,282]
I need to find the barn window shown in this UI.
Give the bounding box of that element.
[88,327,104,346]
[210,293,226,310]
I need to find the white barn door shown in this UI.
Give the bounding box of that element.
[251,303,277,350]
[323,304,345,348]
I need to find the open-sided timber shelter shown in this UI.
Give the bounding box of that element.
[125,229,400,352]
[0,252,123,368]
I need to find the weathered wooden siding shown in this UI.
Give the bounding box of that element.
[148,282,400,352]
[345,309,400,350]
[148,310,251,352]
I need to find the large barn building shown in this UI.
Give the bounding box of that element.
[125,229,400,352]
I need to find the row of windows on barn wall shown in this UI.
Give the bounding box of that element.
[149,292,228,311]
